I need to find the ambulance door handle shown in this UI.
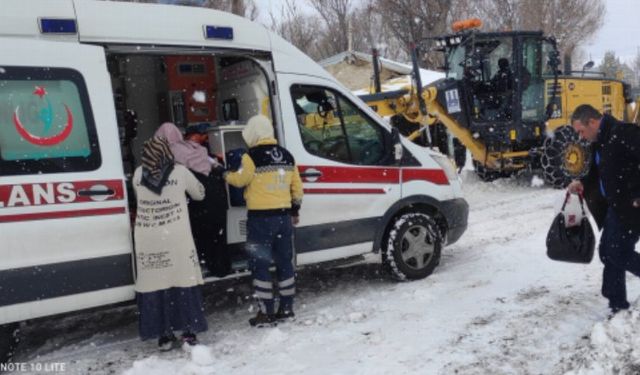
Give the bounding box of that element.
[300,171,322,177]
[78,189,115,196]
[300,168,322,182]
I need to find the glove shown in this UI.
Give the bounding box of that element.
[211,164,226,176]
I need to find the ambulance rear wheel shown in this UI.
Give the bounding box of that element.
[0,323,20,363]
[383,212,442,281]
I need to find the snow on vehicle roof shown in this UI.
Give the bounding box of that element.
[351,68,445,96]
[0,0,336,82]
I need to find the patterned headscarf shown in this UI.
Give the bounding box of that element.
[141,137,175,195]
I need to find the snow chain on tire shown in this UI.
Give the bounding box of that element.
[383,212,442,281]
[541,125,591,188]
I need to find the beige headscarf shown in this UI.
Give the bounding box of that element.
[242,115,274,148]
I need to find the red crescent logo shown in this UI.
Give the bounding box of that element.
[12,105,74,146]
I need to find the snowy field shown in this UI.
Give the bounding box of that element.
[11,169,640,375]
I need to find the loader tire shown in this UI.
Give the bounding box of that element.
[541,126,591,188]
[0,323,20,364]
[383,212,442,281]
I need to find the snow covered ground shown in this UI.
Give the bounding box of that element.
[11,169,640,375]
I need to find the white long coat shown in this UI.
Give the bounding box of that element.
[132,164,205,293]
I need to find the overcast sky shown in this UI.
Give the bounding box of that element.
[585,0,638,64]
[253,0,638,65]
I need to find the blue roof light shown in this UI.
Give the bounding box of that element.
[204,25,233,40]
[39,18,77,34]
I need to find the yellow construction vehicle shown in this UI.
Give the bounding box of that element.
[359,19,639,187]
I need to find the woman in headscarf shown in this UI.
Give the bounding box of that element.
[133,136,208,350]
[155,122,230,277]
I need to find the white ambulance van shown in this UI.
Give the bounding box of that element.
[0,0,468,359]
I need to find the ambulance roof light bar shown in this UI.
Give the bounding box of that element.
[204,25,234,40]
[39,18,77,34]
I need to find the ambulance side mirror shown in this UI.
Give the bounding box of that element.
[391,128,403,163]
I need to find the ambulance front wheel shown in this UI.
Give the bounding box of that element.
[0,323,20,363]
[383,212,442,281]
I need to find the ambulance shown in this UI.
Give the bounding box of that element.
[0,0,468,359]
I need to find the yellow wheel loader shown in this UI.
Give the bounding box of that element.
[360,20,639,187]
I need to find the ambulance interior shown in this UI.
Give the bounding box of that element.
[107,52,273,275]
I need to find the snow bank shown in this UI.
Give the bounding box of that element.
[561,305,640,375]
[123,345,219,375]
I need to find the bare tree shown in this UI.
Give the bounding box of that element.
[371,0,451,68]
[632,48,640,87]
[269,0,322,60]
[111,0,259,19]
[201,0,259,19]
[475,0,604,62]
[307,0,353,58]
[598,51,635,83]
[347,1,407,61]
[519,0,603,59]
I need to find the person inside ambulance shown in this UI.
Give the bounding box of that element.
[155,122,231,277]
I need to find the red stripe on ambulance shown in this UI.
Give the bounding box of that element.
[0,179,125,208]
[304,188,387,195]
[298,166,448,185]
[401,168,449,185]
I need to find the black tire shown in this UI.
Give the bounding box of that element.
[0,323,20,363]
[383,212,442,281]
[472,160,500,182]
[541,126,591,188]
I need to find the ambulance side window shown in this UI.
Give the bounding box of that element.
[291,84,387,165]
[0,66,100,176]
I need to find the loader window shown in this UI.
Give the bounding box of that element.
[291,85,387,165]
[0,66,100,176]
[447,45,465,79]
[521,38,545,121]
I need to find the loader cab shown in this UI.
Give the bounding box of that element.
[437,31,559,150]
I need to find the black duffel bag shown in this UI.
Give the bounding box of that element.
[546,192,595,263]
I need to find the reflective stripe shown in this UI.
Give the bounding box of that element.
[253,279,273,289]
[254,285,272,294]
[255,290,273,299]
[280,287,295,296]
[278,277,295,288]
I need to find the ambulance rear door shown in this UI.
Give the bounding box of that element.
[0,37,134,325]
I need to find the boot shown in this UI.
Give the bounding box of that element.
[181,331,198,346]
[249,311,276,327]
[158,334,178,351]
[275,308,295,322]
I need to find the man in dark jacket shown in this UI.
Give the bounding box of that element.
[490,58,514,120]
[568,104,640,315]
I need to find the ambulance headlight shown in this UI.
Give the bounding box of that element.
[431,154,459,182]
